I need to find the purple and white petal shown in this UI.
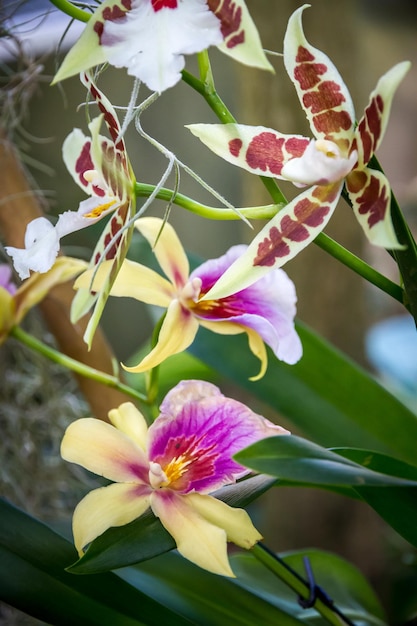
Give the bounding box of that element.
[148,380,287,493]
[0,264,16,295]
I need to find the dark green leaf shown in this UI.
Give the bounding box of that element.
[0,498,192,626]
[235,436,417,488]
[190,323,417,466]
[117,552,307,626]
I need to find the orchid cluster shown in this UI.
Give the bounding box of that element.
[1,1,416,624]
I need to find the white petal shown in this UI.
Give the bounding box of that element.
[102,0,222,92]
[281,140,357,187]
[5,217,60,279]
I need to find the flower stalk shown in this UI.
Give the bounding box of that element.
[11,325,147,405]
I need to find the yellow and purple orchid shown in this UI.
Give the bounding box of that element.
[75,216,302,379]
[53,0,273,93]
[0,257,87,345]
[187,4,410,299]
[61,379,289,576]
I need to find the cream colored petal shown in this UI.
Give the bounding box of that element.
[135,217,189,288]
[184,493,262,549]
[73,482,150,556]
[61,418,149,483]
[199,319,267,381]
[14,256,87,325]
[123,300,199,373]
[108,402,149,451]
[74,258,174,307]
[0,289,14,344]
[151,491,235,577]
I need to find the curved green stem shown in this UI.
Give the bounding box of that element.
[48,0,91,22]
[135,183,280,221]
[181,68,406,307]
[252,544,366,626]
[10,325,147,404]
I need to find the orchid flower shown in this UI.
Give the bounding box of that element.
[53,0,273,93]
[0,257,87,345]
[187,4,410,300]
[61,379,289,576]
[6,72,135,284]
[75,217,302,380]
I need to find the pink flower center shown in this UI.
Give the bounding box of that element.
[151,0,178,12]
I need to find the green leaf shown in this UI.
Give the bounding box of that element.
[117,552,307,626]
[231,549,387,625]
[70,475,275,574]
[189,322,417,465]
[0,498,192,626]
[235,436,417,488]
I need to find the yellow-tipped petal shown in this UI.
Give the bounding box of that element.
[123,300,199,373]
[73,482,150,556]
[61,418,148,484]
[151,491,235,577]
[135,218,189,288]
[74,259,174,307]
[108,402,149,451]
[185,493,262,549]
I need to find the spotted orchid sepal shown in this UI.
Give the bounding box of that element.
[53,0,272,94]
[68,72,137,347]
[0,257,87,345]
[61,380,289,576]
[188,6,410,297]
[75,217,302,379]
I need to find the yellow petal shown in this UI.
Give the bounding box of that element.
[108,402,149,451]
[61,418,148,483]
[151,491,235,577]
[199,320,267,380]
[123,300,199,373]
[74,258,174,307]
[185,493,262,549]
[135,218,189,288]
[0,289,15,344]
[13,256,87,325]
[73,482,150,556]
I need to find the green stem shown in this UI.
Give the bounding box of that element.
[252,544,356,626]
[10,325,147,404]
[181,69,406,307]
[48,0,91,22]
[135,183,280,221]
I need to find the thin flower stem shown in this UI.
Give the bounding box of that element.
[134,183,280,220]
[10,325,148,404]
[252,544,358,626]
[181,68,406,307]
[48,0,91,22]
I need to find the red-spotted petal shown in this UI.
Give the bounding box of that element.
[284,5,355,144]
[203,182,343,299]
[346,167,403,249]
[209,0,273,72]
[187,123,310,179]
[354,61,410,168]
